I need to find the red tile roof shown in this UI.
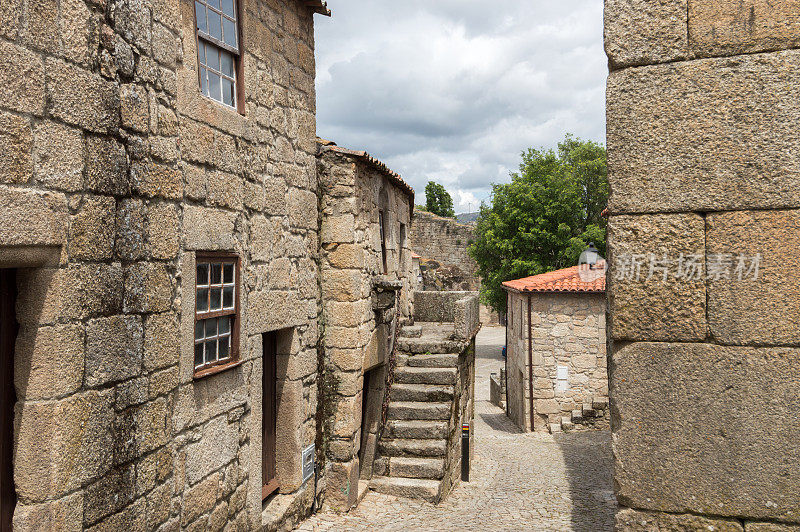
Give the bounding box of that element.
[502,263,606,293]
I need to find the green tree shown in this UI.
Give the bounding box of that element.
[425,181,455,218]
[469,134,608,313]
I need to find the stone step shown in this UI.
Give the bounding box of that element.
[369,476,441,503]
[397,336,466,354]
[388,457,445,480]
[387,401,452,421]
[384,420,448,439]
[394,367,457,385]
[399,325,422,338]
[561,416,574,431]
[390,383,454,402]
[592,397,609,411]
[404,353,459,368]
[378,438,447,457]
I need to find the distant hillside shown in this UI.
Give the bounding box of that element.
[455,212,479,224]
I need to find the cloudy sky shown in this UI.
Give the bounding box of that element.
[314,1,607,213]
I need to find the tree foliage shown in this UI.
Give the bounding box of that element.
[469,135,608,313]
[425,181,455,218]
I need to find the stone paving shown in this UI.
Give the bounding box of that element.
[297,326,617,531]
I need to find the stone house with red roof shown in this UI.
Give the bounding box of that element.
[502,264,608,433]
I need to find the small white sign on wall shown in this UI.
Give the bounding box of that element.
[557,366,569,381]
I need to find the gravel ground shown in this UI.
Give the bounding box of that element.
[297,326,617,531]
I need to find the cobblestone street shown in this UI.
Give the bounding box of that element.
[297,326,617,531]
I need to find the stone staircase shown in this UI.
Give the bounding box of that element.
[369,327,468,503]
[550,397,609,433]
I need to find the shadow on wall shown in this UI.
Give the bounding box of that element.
[555,431,618,531]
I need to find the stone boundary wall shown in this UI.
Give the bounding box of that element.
[606,1,800,529]
[410,211,479,291]
[413,291,476,323]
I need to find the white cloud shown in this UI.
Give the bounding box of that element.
[315,1,607,212]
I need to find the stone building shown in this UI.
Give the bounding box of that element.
[0,0,333,529]
[502,266,607,433]
[606,1,800,529]
[409,211,478,292]
[315,139,416,511]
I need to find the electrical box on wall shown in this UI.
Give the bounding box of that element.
[302,444,315,483]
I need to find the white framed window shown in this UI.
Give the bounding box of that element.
[195,0,242,111]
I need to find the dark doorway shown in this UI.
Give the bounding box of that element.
[262,331,279,500]
[0,270,17,531]
[358,369,372,468]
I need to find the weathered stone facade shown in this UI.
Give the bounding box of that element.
[409,211,478,292]
[0,0,330,529]
[606,1,800,529]
[505,290,607,433]
[315,141,415,512]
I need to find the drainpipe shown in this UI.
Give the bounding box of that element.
[527,294,534,432]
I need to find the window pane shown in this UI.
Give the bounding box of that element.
[198,41,206,64]
[206,0,219,9]
[222,78,234,107]
[195,2,207,32]
[223,264,234,284]
[211,263,222,284]
[194,343,204,367]
[220,316,230,334]
[223,18,237,47]
[195,321,204,341]
[222,285,234,308]
[205,340,217,363]
[208,72,221,101]
[205,318,217,338]
[221,0,234,17]
[220,52,234,77]
[197,263,209,286]
[196,288,209,312]
[219,336,230,358]
[209,12,222,40]
[210,287,222,310]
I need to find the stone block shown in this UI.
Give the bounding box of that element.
[184,205,238,251]
[123,262,174,313]
[82,464,136,525]
[604,0,688,69]
[322,270,363,302]
[144,312,180,370]
[611,342,800,522]
[321,214,355,244]
[47,57,118,133]
[147,203,180,259]
[707,210,800,345]
[0,40,45,115]
[0,0,21,39]
[12,492,83,532]
[134,397,170,454]
[0,186,67,247]
[607,50,800,213]
[57,263,124,320]
[33,121,84,191]
[120,83,149,133]
[14,324,84,400]
[246,289,305,333]
[69,195,116,261]
[131,161,183,199]
[15,390,114,502]
[745,524,800,532]
[86,136,129,195]
[289,187,318,231]
[185,416,238,485]
[608,214,706,341]
[0,111,32,184]
[689,0,800,58]
[59,0,92,66]
[615,508,743,531]
[205,169,243,210]
[86,315,143,387]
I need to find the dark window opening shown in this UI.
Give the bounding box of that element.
[399,223,407,268]
[262,331,279,500]
[0,269,17,532]
[194,253,240,379]
[379,211,387,274]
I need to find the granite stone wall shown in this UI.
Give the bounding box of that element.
[409,211,478,291]
[0,0,325,529]
[316,148,414,511]
[606,1,800,528]
[505,291,606,433]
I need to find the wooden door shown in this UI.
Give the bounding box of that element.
[261,331,278,499]
[0,270,16,531]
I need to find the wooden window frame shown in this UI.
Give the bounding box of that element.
[261,331,279,500]
[193,252,241,379]
[192,0,246,114]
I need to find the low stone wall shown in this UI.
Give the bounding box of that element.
[413,291,475,323]
[410,212,478,291]
[440,339,475,501]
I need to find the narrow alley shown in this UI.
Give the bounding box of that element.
[297,326,617,531]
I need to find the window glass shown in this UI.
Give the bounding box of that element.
[195,0,238,108]
[195,256,238,372]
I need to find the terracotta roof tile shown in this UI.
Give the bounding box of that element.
[502,263,606,293]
